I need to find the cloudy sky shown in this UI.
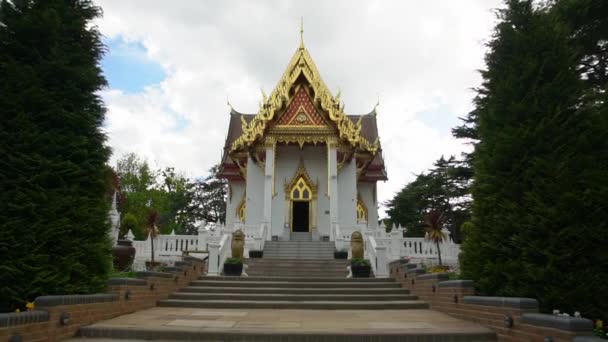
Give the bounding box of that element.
[95,0,503,215]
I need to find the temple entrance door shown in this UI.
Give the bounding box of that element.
[292,201,309,232]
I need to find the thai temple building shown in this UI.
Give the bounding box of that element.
[218,33,387,241]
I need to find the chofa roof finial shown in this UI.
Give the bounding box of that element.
[300,17,304,48]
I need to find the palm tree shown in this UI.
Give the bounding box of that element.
[146,210,160,267]
[424,209,447,266]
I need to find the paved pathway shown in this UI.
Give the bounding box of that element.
[69,307,494,338]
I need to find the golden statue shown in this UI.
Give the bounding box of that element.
[351,231,364,259]
[231,230,245,259]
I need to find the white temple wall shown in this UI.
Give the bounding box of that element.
[272,145,330,238]
[338,158,357,227]
[245,156,264,225]
[358,181,379,228]
[225,180,245,226]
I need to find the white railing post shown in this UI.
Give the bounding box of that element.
[197,221,208,251]
[207,240,221,276]
[390,230,401,261]
[374,245,389,277]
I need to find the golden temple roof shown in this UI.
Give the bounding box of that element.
[229,30,381,155]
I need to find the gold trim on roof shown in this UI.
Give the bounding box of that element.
[230,39,380,155]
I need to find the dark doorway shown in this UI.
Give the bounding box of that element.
[292,201,309,232]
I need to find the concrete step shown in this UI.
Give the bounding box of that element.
[261,256,335,260]
[169,292,419,301]
[243,262,347,271]
[246,272,348,278]
[158,299,429,310]
[246,259,348,264]
[264,241,336,244]
[77,324,497,341]
[197,276,388,282]
[262,251,335,255]
[190,280,400,288]
[261,251,335,254]
[179,286,409,294]
[262,250,335,253]
[262,252,335,255]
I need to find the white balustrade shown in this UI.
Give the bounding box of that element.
[207,233,232,276]
[126,219,461,274]
[365,234,389,277]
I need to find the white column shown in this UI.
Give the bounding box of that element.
[207,241,220,276]
[263,142,274,240]
[390,230,402,261]
[328,142,339,240]
[374,245,389,277]
[197,222,208,251]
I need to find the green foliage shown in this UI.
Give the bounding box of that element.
[350,258,370,266]
[224,257,243,265]
[459,0,608,320]
[424,210,447,265]
[0,0,111,311]
[386,156,471,242]
[120,213,138,239]
[115,154,227,237]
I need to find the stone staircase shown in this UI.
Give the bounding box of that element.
[246,258,348,277]
[73,240,496,341]
[158,276,427,310]
[263,240,334,259]
[290,231,312,241]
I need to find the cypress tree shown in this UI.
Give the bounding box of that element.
[460,0,608,319]
[0,0,111,311]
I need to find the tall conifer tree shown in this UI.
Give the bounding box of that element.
[0,0,111,311]
[460,0,608,319]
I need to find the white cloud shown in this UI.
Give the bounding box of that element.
[96,0,502,213]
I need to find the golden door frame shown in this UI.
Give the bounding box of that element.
[285,160,317,232]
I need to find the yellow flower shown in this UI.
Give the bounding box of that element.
[15,308,20,313]
[26,302,35,311]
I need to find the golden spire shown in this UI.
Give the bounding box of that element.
[299,17,304,48]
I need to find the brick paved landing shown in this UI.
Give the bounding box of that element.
[73,307,496,341]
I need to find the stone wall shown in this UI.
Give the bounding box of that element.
[389,260,600,342]
[0,256,206,342]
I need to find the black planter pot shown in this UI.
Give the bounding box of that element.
[351,264,371,278]
[334,251,348,259]
[112,240,135,271]
[223,263,243,276]
[249,250,263,258]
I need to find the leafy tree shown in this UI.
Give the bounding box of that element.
[0,0,111,311]
[158,167,190,234]
[116,152,155,193]
[459,0,608,320]
[146,210,159,267]
[424,210,447,266]
[120,213,138,239]
[385,156,471,242]
[185,164,227,232]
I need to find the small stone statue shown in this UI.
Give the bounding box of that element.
[231,229,245,259]
[351,231,364,259]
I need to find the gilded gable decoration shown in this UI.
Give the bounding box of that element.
[230,38,380,155]
[284,160,317,200]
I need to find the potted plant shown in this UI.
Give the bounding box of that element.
[112,239,136,271]
[223,257,243,276]
[334,248,348,259]
[351,258,371,278]
[249,250,263,258]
